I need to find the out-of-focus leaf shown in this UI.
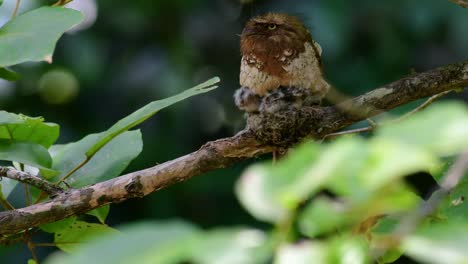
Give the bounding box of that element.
[50,130,142,188]
[27,259,37,264]
[438,177,468,221]
[328,138,437,200]
[0,67,20,81]
[87,205,110,224]
[0,111,60,148]
[274,241,328,264]
[298,196,350,237]
[40,217,77,233]
[85,77,219,158]
[235,141,324,223]
[376,102,468,156]
[328,237,370,264]
[54,221,118,253]
[191,228,267,264]
[236,134,428,224]
[0,140,52,169]
[370,217,404,263]
[0,7,84,67]
[45,221,201,264]
[403,221,468,264]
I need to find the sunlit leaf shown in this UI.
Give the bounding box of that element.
[376,102,468,156]
[0,7,84,67]
[403,221,468,264]
[191,228,267,264]
[274,241,328,264]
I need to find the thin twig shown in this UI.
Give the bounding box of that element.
[322,90,453,140]
[23,184,31,206]
[52,0,73,7]
[393,90,453,122]
[0,197,14,210]
[0,167,63,197]
[11,0,21,19]
[55,157,89,186]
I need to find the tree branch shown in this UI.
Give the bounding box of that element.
[0,60,466,236]
[0,167,63,197]
[449,0,468,8]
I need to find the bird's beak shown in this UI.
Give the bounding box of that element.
[241,27,256,36]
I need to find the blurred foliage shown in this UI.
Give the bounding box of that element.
[0,0,467,263]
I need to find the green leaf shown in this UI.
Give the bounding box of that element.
[0,67,20,81]
[0,140,52,169]
[327,236,370,264]
[438,177,468,221]
[54,221,118,253]
[0,111,60,148]
[298,196,350,237]
[376,102,468,156]
[50,78,217,187]
[191,228,267,264]
[0,7,84,67]
[0,177,18,200]
[45,221,201,264]
[403,221,468,264]
[40,217,77,233]
[274,241,328,264]
[235,142,323,223]
[51,130,142,188]
[84,77,219,158]
[87,205,110,224]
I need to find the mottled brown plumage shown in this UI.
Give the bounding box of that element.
[238,13,330,98]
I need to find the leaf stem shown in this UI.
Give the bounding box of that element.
[55,157,89,186]
[11,0,21,19]
[322,90,453,140]
[0,197,14,210]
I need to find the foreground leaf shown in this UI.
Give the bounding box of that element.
[376,102,468,156]
[403,221,468,264]
[45,221,201,264]
[191,228,267,264]
[0,7,84,67]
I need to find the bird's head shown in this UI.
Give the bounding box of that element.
[241,13,312,49]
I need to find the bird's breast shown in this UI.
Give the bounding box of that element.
[240,42,327,96]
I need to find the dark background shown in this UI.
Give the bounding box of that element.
[0,0,467,262]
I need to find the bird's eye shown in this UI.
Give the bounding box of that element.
[267,24,277,30]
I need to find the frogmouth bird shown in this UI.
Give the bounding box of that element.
[234,13,330,113]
